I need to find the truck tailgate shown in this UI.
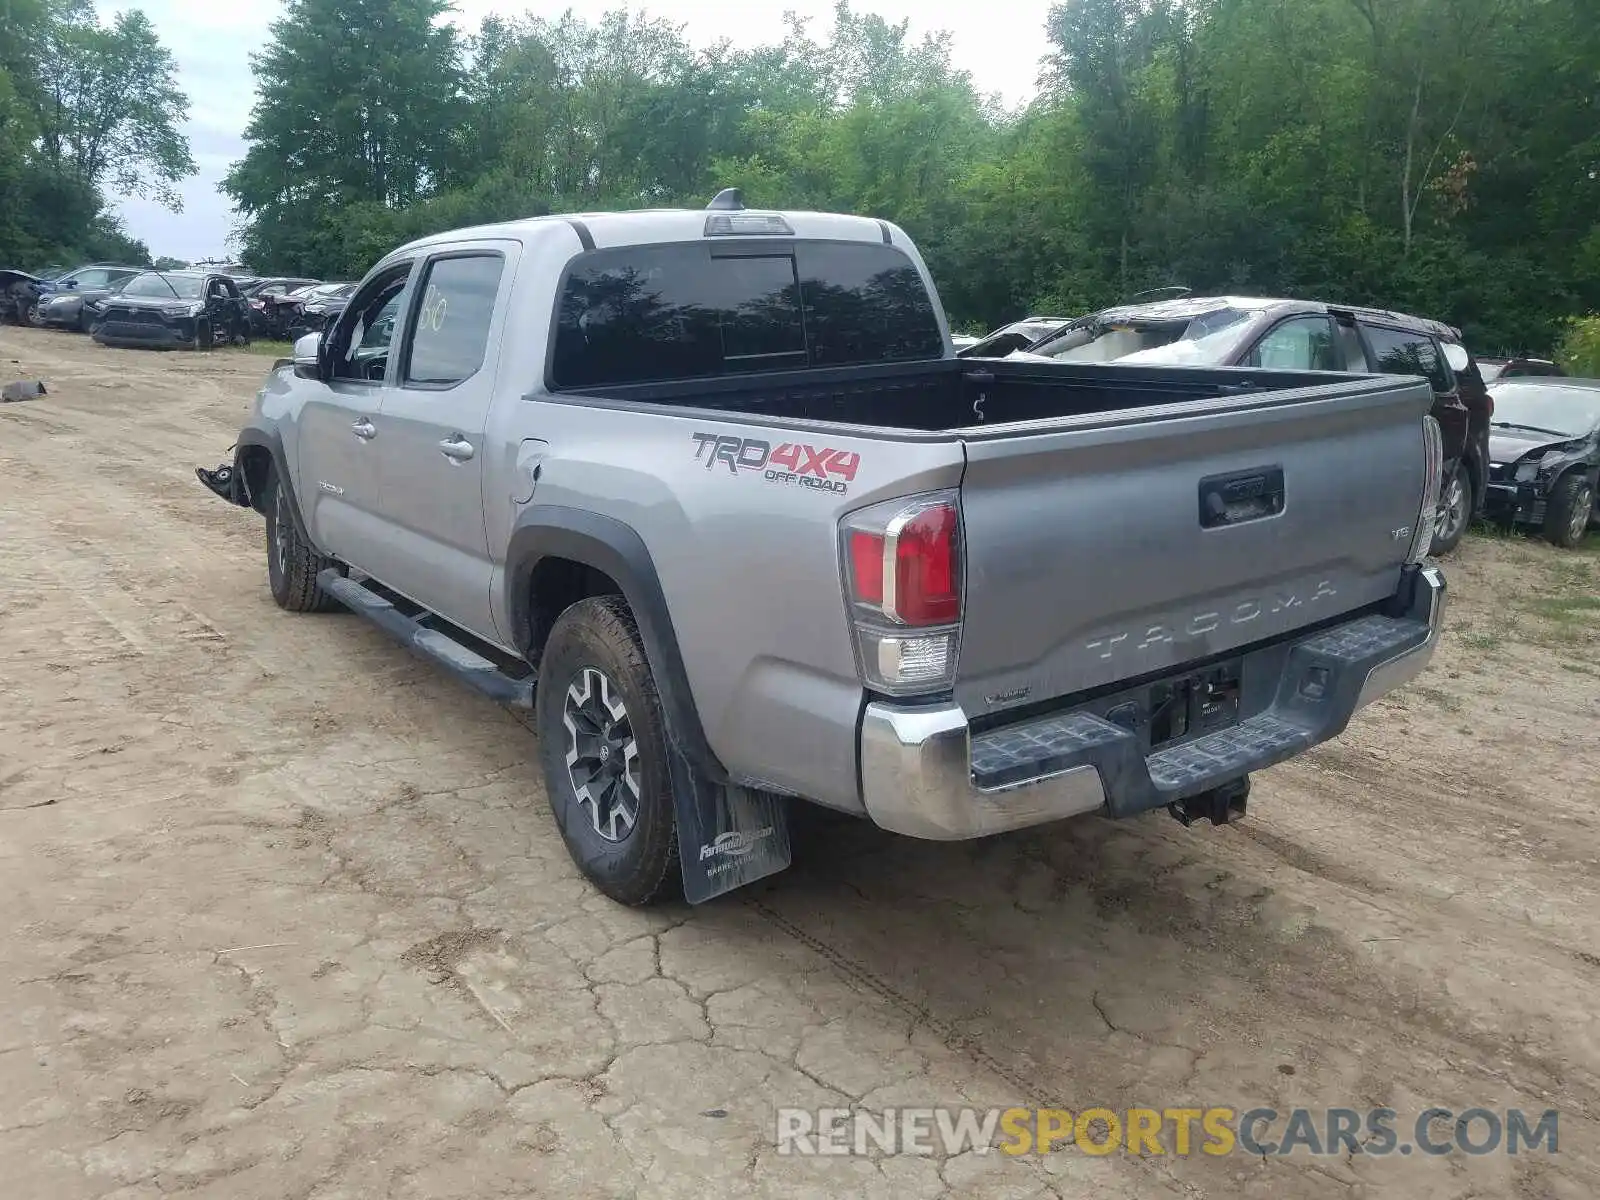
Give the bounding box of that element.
[954,377,1434,720]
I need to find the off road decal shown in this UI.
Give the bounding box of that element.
[690,433,860,496]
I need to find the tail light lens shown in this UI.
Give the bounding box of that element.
[841,492,963,695]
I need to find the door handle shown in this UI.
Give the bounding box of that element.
[438,435,476,462]
[351,418,376,440]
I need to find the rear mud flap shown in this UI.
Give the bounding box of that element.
[667,747,791,903]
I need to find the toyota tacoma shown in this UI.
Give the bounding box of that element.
[199,193,1448,905]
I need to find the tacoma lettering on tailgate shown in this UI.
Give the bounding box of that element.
[1086,580,1339,661]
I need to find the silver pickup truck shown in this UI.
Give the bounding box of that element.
[202,193,1446,905]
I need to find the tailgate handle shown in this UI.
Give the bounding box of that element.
[1199,466,1285,528]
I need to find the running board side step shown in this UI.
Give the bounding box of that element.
[316,570,535,709]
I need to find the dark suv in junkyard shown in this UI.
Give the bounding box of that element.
[92,271,250,349]
[1005,296,1489,554]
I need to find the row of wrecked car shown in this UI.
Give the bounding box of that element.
[0,262,357,348]
[954,297,1597,550]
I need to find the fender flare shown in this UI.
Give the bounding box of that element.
[507,505,727,783]
[232,427,320,552]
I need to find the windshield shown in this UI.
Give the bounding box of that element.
[1027,307,1255,365]
[122,273,204,300]
[1490,384,1600,437]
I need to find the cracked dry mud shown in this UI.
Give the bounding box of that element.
[2,324,1599,1199]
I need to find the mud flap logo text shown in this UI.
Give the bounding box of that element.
[699,827,776,863]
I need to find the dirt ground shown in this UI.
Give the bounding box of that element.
[1,324,1598,1200]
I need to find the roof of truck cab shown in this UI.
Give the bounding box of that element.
[393,209,895,255]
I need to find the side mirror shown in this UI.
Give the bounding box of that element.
[64,278,79,290]
[292,331,324,380]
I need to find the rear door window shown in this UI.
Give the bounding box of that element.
[550,241,942,390]
[402,253,504,387]
[1360,325,1453,393]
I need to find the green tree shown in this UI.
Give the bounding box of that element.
[224,0,466,270]
[20,3,194,207]
[0,0,185,268]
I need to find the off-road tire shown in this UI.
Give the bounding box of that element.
[1430,461,1471,556]
[535,595,680,906]
[262,467,342,612]
[196,319,214,351]
[1543,472,1594,549]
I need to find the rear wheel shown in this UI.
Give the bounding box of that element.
[1431,462,1471,555]
[262,467,341,612]
[535,596,679,906]
[1544,473,1593,549]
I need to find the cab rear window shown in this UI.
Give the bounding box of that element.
[550,241,943,390]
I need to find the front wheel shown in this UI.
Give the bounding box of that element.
[196,319,214,350]
[1431,462,1471,556]
[262,467,342,612]
[1544,473,1594,549]
[535,596,680,906]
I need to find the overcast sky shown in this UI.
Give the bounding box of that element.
[99,0,1053,262]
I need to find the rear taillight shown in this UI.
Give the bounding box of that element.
[841,492,963,695]
[1407,415,1443,564]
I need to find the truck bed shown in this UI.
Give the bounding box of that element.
[532,349,1435,812]
[553,356,1370,433]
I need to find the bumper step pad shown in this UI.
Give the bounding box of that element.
[1146,713,1310,792]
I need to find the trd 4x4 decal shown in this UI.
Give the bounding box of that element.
[690,432,861,496]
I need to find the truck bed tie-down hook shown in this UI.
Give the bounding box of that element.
[964,369,995,422]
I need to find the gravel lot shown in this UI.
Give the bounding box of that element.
[2,325,1598,1199]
